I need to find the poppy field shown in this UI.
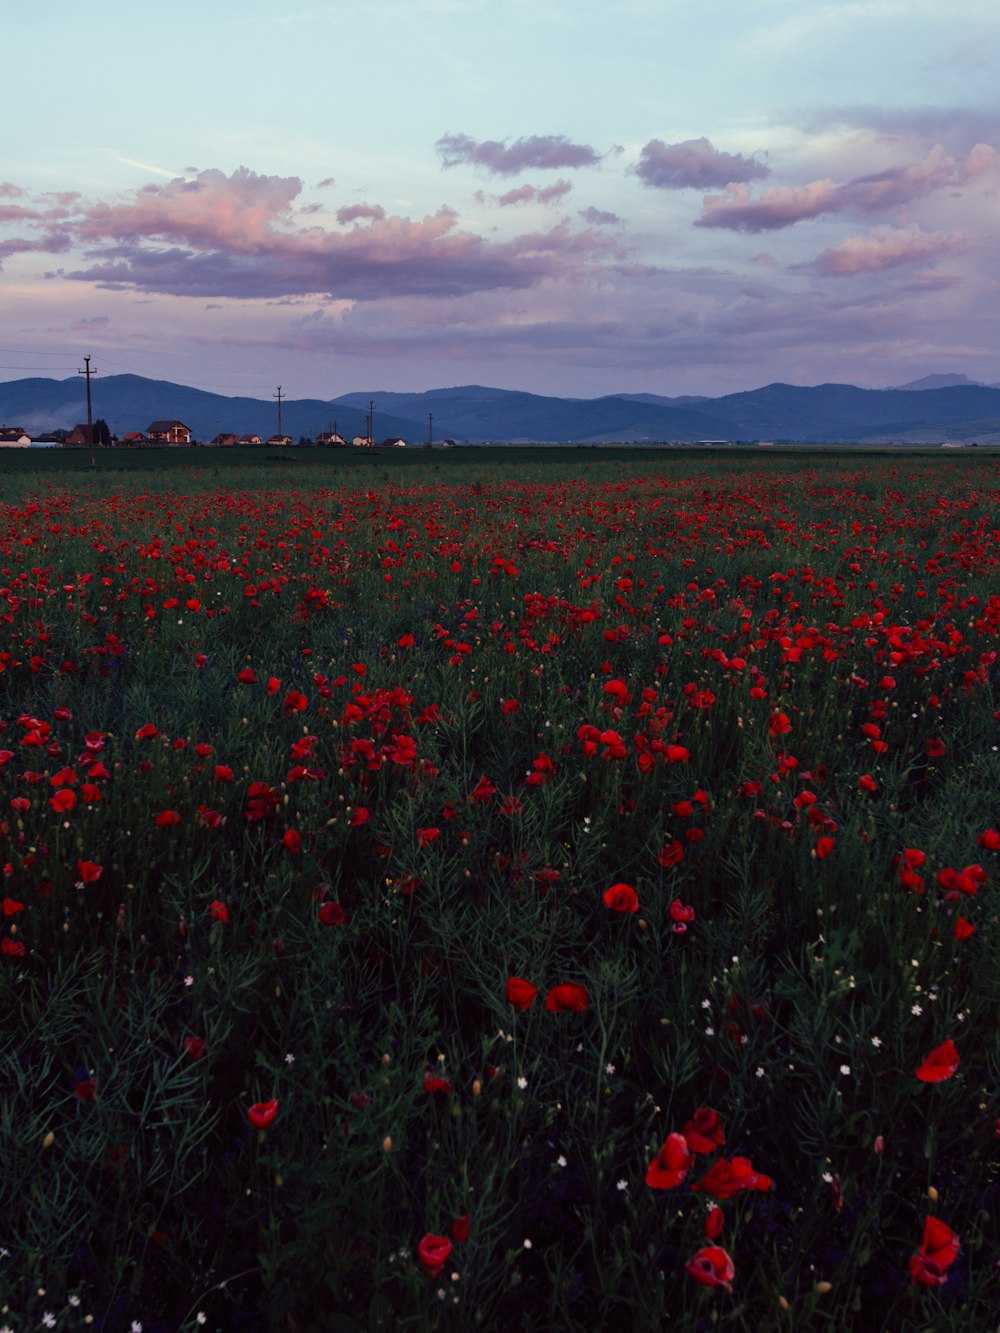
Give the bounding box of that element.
[2,448,999,1331]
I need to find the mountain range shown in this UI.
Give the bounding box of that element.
[3,372,1000,445]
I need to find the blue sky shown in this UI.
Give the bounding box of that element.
[2,0,998,399]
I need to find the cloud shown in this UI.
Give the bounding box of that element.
[696,143,999,232]
[812,224,968,274]
[316,177,336,189]
[336,203,387,224]
[0,182,27,199]
[496,179,572,207]
[636,137,770,190]
[71,316,110,330]
[579,206,622,226]
[30,167,623,302]
[436,132,601,175]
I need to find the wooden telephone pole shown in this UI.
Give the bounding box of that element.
[78,354,96,465]
[273,386,285,454]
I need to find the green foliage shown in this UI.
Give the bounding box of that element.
[1,448,999,1330]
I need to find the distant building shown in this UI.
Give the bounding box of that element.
[64,424,94,448]
[0,425,31,447]
[236,434,262,446]
[352,435,373,448]
[210,433,240,447]
[147,420,192,444]
[316,432,346,447]
[379,436,407,448]
[121,431,149,446]
[265,434,293,447]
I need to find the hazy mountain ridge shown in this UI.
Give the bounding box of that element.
[3,374,1000,444]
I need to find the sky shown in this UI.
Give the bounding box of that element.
[2,0,999,401]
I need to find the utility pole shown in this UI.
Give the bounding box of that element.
[273,385,285,454]
[428,412,433,448]
[369,399,374,448]
[78,354,96,465]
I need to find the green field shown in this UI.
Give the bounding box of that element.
[2,448,998,1331]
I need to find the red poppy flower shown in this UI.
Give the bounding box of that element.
[603,882,638,913]
[319,901,346,926]
[417,827,440,847]
[50,788,76,813]
[77,860,103,884]
[209,901,229,923]
[452,1214,470,1244]
[73,1079,97,1102]
[977,827,1000,851]
[2,937,26,958]
[155,809,181,827]
[2,898,23,916]
[282,828,301,854]
[544,983,590,1012]
[349,807,370,826]
[669,899,695,930]
[247,1099,278,1129]
[692,1156,772,1199]
[506,977,539,1010]
[682,1107,725,1155]
[645,1132,694,1189]
[768,711,792,737]
[954,916,975,940]
[658,840,684,868]
[703,1206,725,1240]
[135,723,159,740]
[417,1233,452,1279]
[686,1246,734,1292]
[926,738,946,758]
[184,1036,206,1059]
[424,1073,453,1095]
[915,1039,959,1083]
[909,1216,959,1286]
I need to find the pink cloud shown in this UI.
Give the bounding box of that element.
[813,224,968,275]
[31,167,623,302]
[0,182,27,199]
[696,144,999,232]
[316,177,336,189]
[496,179,572,207]
[436,133,601,176]
[636,137,770,190]
[336,203,387,224]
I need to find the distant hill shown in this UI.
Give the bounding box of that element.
[4,373,1000,444]
[892,373,985,391]
[333,385,735,442]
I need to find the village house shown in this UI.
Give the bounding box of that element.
[0,425,31,447]
[121,431,149,446]
[210,433,240,447]
[316,431,346,447]
[265,434,293,448]
[63,424,94,448]
[352,435,373,448]
[236,434,262,446]
[147,420,192,445]
[378,436,407,448]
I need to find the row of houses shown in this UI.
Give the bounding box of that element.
[1,420,422,448]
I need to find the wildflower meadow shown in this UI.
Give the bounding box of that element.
[2,446,999,1331]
